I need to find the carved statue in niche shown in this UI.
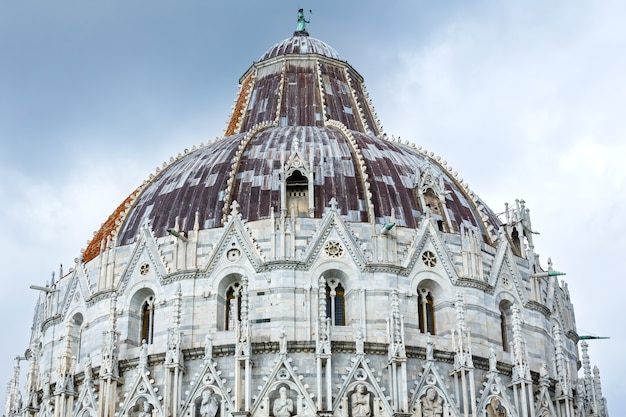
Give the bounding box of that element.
[419,388,443,417]
[204,333,213,360]
[273,387,294,417]
[486,397,506,417]
[351,384,371,417]
[426,336,434,361]
[139,340,148,371]
[137,401,152,417]
[488,344,497,373]
[200,391,220,417]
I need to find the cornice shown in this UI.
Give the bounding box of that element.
[525,300,551,318]
[41,314,62,333]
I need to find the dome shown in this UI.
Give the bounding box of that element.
[85,32,501,261]
[260,34,342,61]
[8,20,607,417]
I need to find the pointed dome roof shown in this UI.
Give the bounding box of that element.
[83,31,501,263]
[260,34,342,61]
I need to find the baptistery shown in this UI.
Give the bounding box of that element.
[4,16,609,417]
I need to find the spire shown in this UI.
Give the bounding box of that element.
[100,294,120,379]
[580,341,609,417]
[553,322,571,396]
[55,320,76,394]
[510,304,530,381]
[316,276,331,356]
[452,291,473,369]
[165,286,183,367]
[4,356,22,417]
[387,289,405,360]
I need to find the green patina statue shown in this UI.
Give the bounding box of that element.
[297,8,310,32]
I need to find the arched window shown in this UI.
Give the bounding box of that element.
[286,170,309,217]
[499,301,513,352]
[500,312,508,351]
[141,295,155,344]
[128,288,156,347]
[71,313,84,363]
[225,282,242,331]
[423,189,448,232]
[511,227,521,256]
[326,279,346,326]
[417,289,435,335]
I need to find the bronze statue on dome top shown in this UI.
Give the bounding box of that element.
[296,8,311,35]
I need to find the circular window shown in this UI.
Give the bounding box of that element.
[324,240,344,258]
[502,274,511,288]
[139,263,150,275]
[421,251,437,268]
[227,248,241,262]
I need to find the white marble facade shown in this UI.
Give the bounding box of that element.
[3,26,609,417]
[3,200,608,417]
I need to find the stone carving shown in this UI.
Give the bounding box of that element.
[461,223,483,280]
[137,401,152,417]
[84,354,93,386]
[200,391,220,417]
[273,387,293,417]
[537,397,552,417]
[204,333,213,360]
[419,388,443,417]
[279,327,287,355]
[489,344,497,373]
[426,335,434,361]
[351,384,371,417]
[486,397,506,417]
[139,339,148,371]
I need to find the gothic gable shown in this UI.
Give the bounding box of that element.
[179,346,235,417]
[301,199,367,269]
[58,267,90,321]
[117,367,164,417]
[409,360,460,417]
[489,240,529,304]
[405,218,459,283]
[477,372,518,417]
[333,353,393,417]
[249,350,317,417]
[117,224,169,295]
[201,202,265,275]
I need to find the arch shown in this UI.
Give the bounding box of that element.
[78,408,95,417]
[321,269,350,327]
[70,312,84,364]
[128,397,156,417]
[415,279,444,336]
[128,288,156,347]
[485,395,509,417]
[271,383,296,417]
[511,227,522,256]
[423,188,449,232]
[413,386,449,417]
[347,382,375,417]
[285,169,310,217]
[217,273,245,331]
[195,388,223,417]
[498,300,513,352]
[417,289,435,335]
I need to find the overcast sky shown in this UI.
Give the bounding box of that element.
[1,1,624,414]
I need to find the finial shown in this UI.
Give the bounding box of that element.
[295,8,311,36]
